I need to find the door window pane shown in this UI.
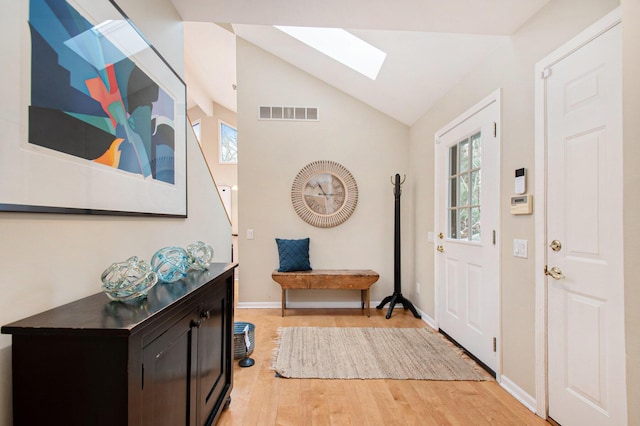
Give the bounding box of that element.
[447,131,483,242]
[459,174,470,207]
[471,207,481,241]
[459,139,470,172]
[449,145,458,175]
[449,177,457,208]
[471,132,482,169]
[471,170,481,205]
[459,208,469,240]
[449,210,458,239]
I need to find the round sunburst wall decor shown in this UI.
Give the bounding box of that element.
[291,160,358,228]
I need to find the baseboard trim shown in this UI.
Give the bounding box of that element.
[288,301,384,309]
[237,302,439,331]
[414,306,437,329]
[237,302,280,309]
[499,375,538,414]
[236,301,385,310]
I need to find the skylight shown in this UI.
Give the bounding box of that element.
[274,26,387,80]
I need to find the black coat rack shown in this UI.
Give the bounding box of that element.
[376,173,421,319]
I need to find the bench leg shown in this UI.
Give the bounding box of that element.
[281,288,286,317]
[362,289,370,317]
[367,289,371,317]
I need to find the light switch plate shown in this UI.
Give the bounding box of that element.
[514,239,528,258]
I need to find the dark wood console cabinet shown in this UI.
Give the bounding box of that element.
[1,262,237,426]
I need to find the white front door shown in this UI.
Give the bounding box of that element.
[435,93,500,373]
[543,18,626,426]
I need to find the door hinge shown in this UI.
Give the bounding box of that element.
[492,230,496,245]
[541,68,552,79]
[141,364,144,389]
[493,122,497,137]
[493,337,497,352]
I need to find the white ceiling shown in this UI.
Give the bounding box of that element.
[173,0,550,125]
[183,22,237,117]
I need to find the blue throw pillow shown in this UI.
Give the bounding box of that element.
[275,238,312,272]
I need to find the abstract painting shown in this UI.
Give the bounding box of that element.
[0,0,187,216]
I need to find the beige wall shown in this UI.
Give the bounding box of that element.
[189,103,239,235]
[409,0,619,399]
[0,2,231,425]
[622,0,640,423]
[235,0,629,408]
[236,38,411,306]
[2,0,636,423]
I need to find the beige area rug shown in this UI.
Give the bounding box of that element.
[272,327,491,380]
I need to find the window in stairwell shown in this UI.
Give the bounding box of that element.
[219,121,237,164]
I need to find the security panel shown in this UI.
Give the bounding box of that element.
[510,194,533,215]
[515,168,526,194]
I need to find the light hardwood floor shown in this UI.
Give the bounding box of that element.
[218,307,548,426]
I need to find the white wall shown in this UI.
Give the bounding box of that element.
[409,0,619,398]
[0,2,231,425]
[236,38,411,306]
[622,0,640,423]
[189,103,239,235]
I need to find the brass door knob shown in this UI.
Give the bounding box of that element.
[436,245,444,253]
[545,266,565,280]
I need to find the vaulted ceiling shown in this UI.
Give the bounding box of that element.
[173,0,550,125]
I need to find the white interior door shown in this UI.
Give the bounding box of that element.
[544,20,626,426]
[435,94,500,373]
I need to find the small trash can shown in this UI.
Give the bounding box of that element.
[233,322,255,359]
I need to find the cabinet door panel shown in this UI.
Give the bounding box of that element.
[198,281,231,425]
[142,313,196,426]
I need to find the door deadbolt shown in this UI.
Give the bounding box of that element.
[438,232,444,240]
[549,240,562,252]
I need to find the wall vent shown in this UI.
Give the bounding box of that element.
[258,106,319,121]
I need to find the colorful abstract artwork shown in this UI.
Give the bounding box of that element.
[28,0,176,184]
[0,0,186,216]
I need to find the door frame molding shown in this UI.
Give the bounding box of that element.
[434,88,502,380]
[533,7,621,419]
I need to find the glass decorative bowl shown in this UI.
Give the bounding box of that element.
[186,241,213,271]
[151,246,190,283]
[101,256,158,302]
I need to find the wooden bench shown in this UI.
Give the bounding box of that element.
[271,269,379,317]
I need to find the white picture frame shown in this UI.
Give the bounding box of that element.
[0,0,187,217]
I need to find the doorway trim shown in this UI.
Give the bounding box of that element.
[533,7,621,419]
[434,88,502,381]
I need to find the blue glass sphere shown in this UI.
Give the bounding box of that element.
[151,246,190,283]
